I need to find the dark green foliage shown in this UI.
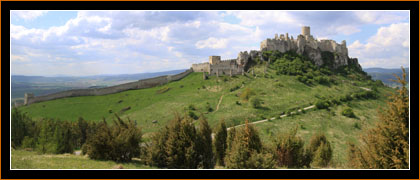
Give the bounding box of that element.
[230,85,240,92]
[250,97,262,109]
[188,111,198,120]
[196,116,215,168]
[188,104,196,111]
[274,128,311,168]
[240,88,255,101]
[342,107,356,118]
[225,120,274,168]
[348,67,409,169]
[146,113,214,168]
[315,100,330,109]
[308,133,333,168]
[21,136,36,149]
[54,122,74,154]
[11,108,36,148]
[214,119,228,166]
[206,102,213,112]
[84,115,142,162]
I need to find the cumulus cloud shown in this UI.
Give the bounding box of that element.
[195,37,228,49]
[12,10,48,20]
[348,23,409,68]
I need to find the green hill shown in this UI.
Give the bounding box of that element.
[17,52,394,168]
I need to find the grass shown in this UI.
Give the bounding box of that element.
[17,65,393,168]
[11,149,154,169]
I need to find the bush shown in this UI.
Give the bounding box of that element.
[84,115,142,162]
[146,113,215,168]
[188,111,199,120]
[342,107,356,118]
[21,136,36,149]
[225,121,267,168]
[206,102,213,112]
[315,100,330,109]
[274,128,311,168]
[240,88,255,101]
[250,97,262,109]
[230,85,240,92]
[188,104,196,111]
[308,133,332,168]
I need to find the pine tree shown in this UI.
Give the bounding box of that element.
[225,120,271,168]
[308,133,332,168]
[214,119,228,166]
[349,67,409,169]
[274,127,309,168]
[196,115,215,168]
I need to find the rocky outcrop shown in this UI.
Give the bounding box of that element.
[237,51,250,66]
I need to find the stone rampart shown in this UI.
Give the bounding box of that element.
[24,69,193,106]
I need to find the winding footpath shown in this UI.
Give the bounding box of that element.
[214,94,224,112]
[211,86,372,138]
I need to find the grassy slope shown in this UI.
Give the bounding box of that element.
[17,65,392,168]
[11,150,154,169]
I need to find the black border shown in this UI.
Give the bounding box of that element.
[2,1,419,179]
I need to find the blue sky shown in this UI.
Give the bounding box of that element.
[11,10,409,76]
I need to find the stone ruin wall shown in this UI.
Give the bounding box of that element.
[209,59,243,76]
[24,69,193,106]
[191,63,210,73]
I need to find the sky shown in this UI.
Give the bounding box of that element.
[11,10,410,76]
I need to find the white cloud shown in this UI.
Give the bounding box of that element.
[12,11,48,20]
[355,11,408,24]
[348,23,409,68]
[195,37,228,49]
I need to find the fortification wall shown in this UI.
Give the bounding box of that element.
[24,69,193,106]
[192,63,209,72]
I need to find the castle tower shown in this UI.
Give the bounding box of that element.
[301,26,310,36]
[209,56,221,65]
[24,93,34,105]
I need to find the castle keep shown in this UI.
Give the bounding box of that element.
[192,26,360,74]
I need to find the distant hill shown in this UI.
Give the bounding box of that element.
[364,68,409,87]
[11,69,187,102]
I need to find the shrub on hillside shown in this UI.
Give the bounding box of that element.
[225,120,275,168]
[315,100,330,109]
[240,88,255,101]
[84,115,142,162]
[250,97,262,109]
[308,133,333,168]
[342,107,356,118]
[274,128,311,168]
[146,113,215,168]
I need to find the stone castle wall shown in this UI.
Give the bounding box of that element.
[24,69,193,106]
[191,63,210,72]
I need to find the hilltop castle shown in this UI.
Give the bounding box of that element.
[192,26,360,75]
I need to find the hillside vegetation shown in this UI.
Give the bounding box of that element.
[15,51,397,168]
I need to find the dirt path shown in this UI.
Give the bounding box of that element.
[211,86,371,138]
[215,94,224,112]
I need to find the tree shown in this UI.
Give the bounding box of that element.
[84,115,142,162]
[11,108,35,148]
[225,120,274,168]
[308,133,332,168]
[348,67,409,169]
[214,119,228,166]
[274,127,310,168]
[165,113,199,168]
[196,115,215,168]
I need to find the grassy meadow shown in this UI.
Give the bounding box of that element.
[11,149,154,169]
[15,65,393,168]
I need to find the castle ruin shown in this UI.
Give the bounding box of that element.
[192,26,360,74]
